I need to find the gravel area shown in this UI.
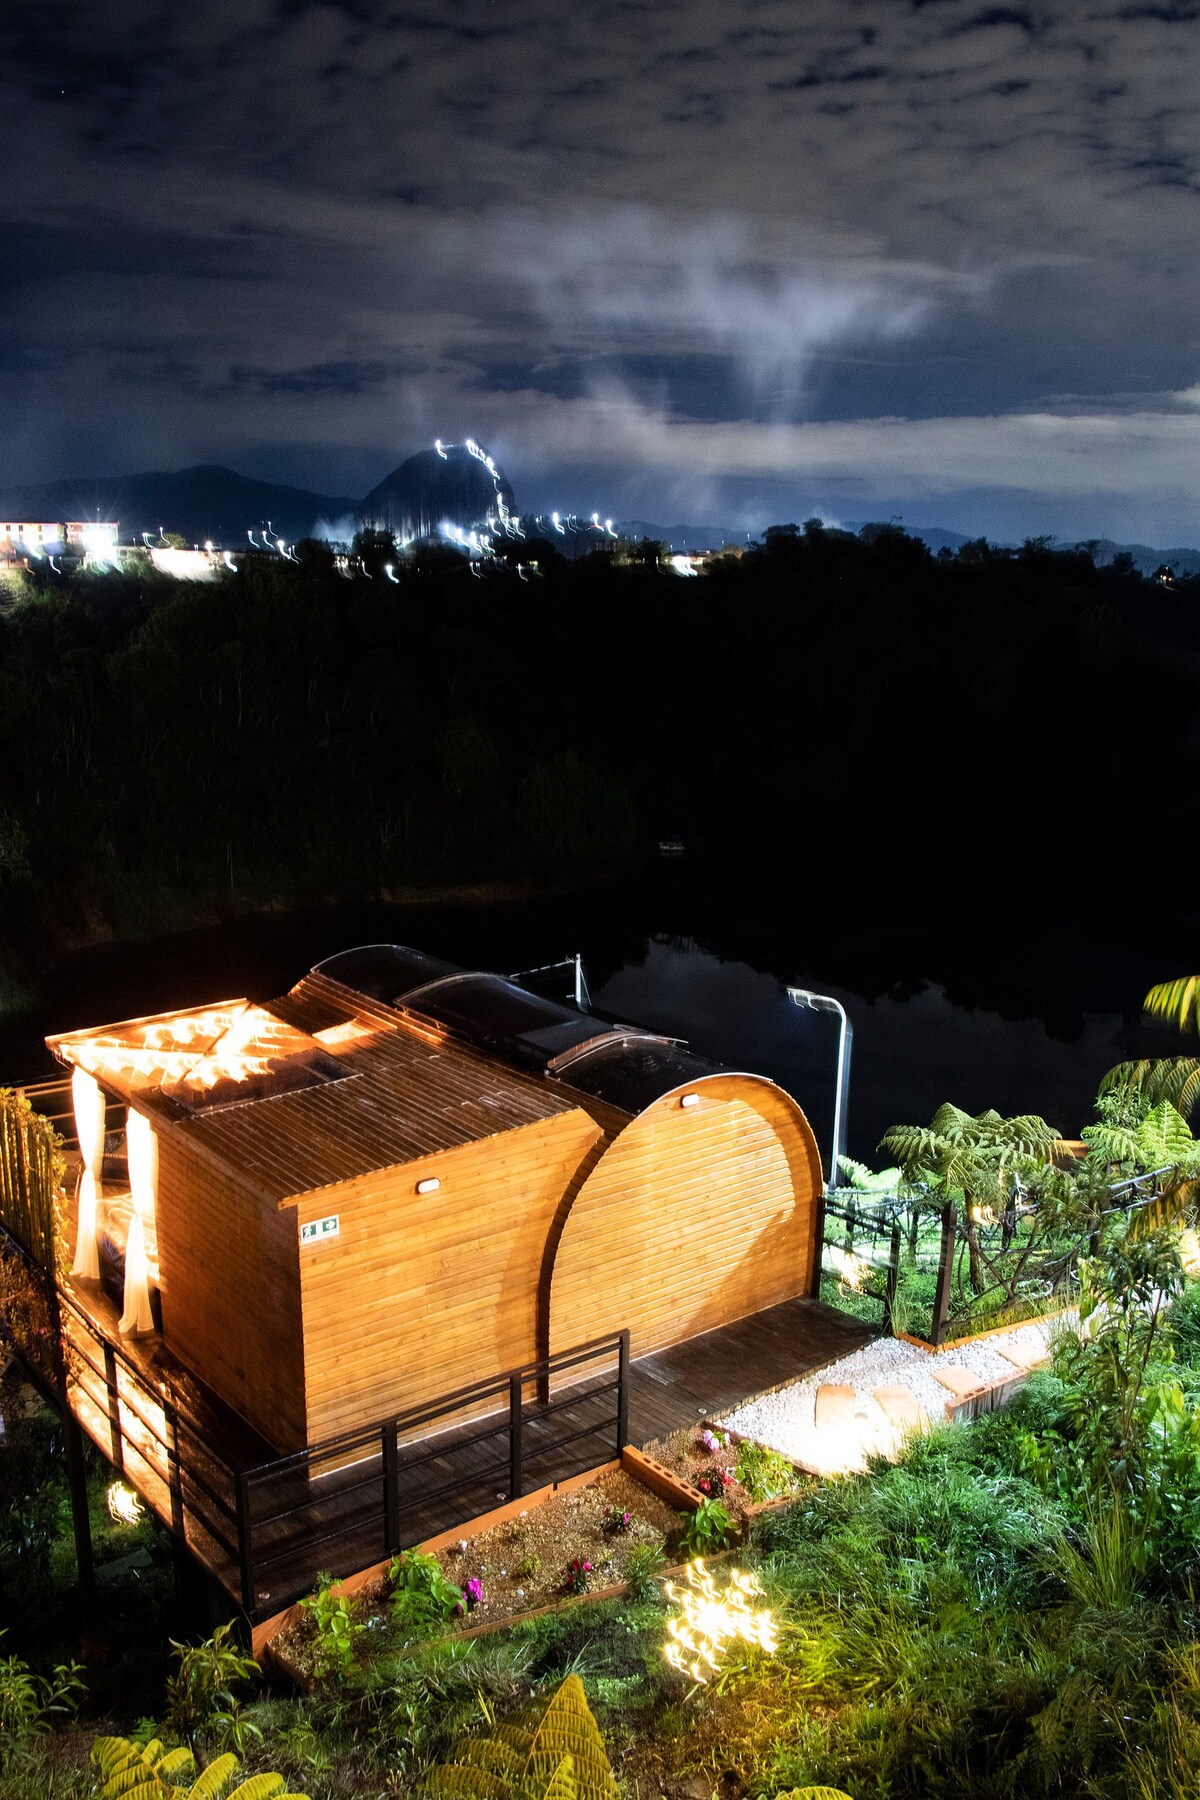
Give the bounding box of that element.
[719,1316,1073,1475]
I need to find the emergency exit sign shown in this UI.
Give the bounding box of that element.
[300,1214,340,1244]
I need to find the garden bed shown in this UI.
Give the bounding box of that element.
[641,1422,810,1520]
[269,1463,682,1685]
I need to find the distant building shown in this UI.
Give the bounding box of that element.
[0,520,119,565]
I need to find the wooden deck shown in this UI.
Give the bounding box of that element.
[629,1294,876,1444]
[50,1268,873,1617]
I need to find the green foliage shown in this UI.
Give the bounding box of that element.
[734,1439,798,1503]
[0,1631,84,1742]
[0,1087,66,1270]
[91,1735,310,1799]
[678,1499,735,1558]
[388,1549,464,1637]
[427,1672,618,1800]
[880,1102,1068,1195]
[515,752,635,867]
[298,1574,361,1680]
[513,1553,541,1581]
[163,1623,261,1761]
[836,1156,901,1194]
[622,1543,666,1603]
[1100,1055,1200,1123]
[775,1789,855,1800]
[1144,973,1200,1035]
[0,1407,65,1564]
[1082,1097,1200,1173]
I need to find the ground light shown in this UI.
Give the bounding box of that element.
[106,1482,144,1525]
[663,1558,777,1684]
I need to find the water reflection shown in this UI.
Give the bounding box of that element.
[0,877,1185,1167]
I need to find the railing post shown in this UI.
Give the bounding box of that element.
[932,1202,957,1346]
[383,1420,400,1558]
[165,1399,185,1535]
[885,1220,902,1335]
[508,1371,523,1500]
[808,1187,829,1298]
[62,1411,95,1615]
[616,1330,629,1453]
[103,1342,124,1473]
[235,1471,256,1618]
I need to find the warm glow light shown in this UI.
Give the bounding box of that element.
[70,1066,106,1281]
[680,1092,701,1108]
[824,1244,870,1292]
[416,1176,441,1194]
[107,1482,144,1525]
[663,1559,777,1684]
[64,1004,317,1096]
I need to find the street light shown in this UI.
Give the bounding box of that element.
[787,987,853,1191]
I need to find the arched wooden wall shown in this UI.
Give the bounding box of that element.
[544,1074,823,1361]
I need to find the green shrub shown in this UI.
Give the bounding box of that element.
[163,1622,260,1760]
[678,1499,735,1558]
[387,1549,463,1638]
[0,1632,84,1742]
[514,1553,541,1581]
[734,1439,798,1503]
[624,1543,667,1603]
[298,1573,361,1680]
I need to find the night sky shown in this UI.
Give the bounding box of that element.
[4,0,1200,539]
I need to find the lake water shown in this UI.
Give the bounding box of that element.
[1,866,1191,1173]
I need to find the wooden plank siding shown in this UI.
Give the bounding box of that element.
[154,1129,308,1453]
[546,1075,822,1363]
[294,1108,605,1443]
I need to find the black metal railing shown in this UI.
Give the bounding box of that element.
[237,1330,629,1618]
[816,1173,1173,1346]
[0,1216,630,1622]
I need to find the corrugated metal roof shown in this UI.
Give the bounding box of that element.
[49,972,587,1203]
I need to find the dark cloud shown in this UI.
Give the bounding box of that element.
[1,0,1199,538]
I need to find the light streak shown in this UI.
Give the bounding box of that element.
[384,562,399,582]
[663,1560,777,1684]
[223,552,237,571]
[107,1482,144,1525]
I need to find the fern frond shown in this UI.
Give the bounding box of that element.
[537,1756,577,1800]
[190,1755,240,1799]
[1145,976,1200,1034]
[226,1777,293,1800]
[1127,1177,1200,1241]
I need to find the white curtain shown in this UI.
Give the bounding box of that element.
[70,1067,105,1281]
[120,1108,157,1335]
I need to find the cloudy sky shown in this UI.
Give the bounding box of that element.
[4,0,1200,539]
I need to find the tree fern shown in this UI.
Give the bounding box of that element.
[91,1736,310,1800]
[428,1675,616,1800]
[1100,1058,1200,1122]
[775,1788,856,1799]
[1083,1099,1199,1176]
[1144,975,1200,1034]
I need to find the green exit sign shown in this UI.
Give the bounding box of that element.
[300,1214,340,1244]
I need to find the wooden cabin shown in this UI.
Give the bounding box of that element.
[47,945,824,1459]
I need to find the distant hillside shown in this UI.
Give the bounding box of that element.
[0,464,357,547]
[846,520,1200,574]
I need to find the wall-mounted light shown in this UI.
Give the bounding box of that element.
[680,1093,701,1109]
[416,1176,441,1194]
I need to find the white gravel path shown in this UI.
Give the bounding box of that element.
[718,1313,1076,1476]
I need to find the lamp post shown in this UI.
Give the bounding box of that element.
[787,987,853,1191]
